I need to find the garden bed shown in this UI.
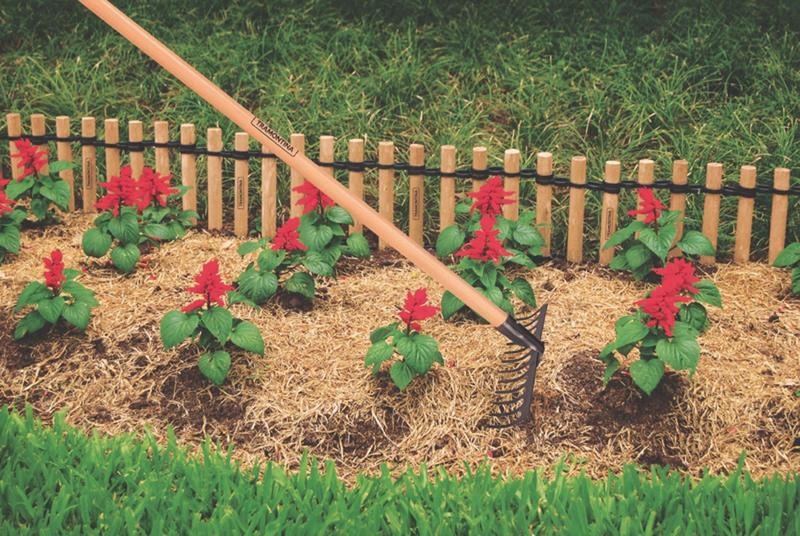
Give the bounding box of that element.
[1,213,798,481]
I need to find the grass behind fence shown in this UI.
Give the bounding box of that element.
[1,405,799,534]
[1,0,799,255]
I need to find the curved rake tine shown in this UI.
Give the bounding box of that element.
[504,346,527,355]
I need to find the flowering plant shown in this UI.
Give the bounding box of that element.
[13,250,98,339]
[603,188,715,280]
[230,217,319,304]
[599,258,722,394]
[437,177,545,269]
[160,259,265,385]
[82,165,196,273]
[437,213,537,320]
[6,138,72,223]
[773,243,800,295]
[0,178,27,263]
[365,288,444,390]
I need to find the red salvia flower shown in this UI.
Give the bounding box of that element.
[398,288,439,332]
[635,285,692,337]
[137,166,177,208]
[43,249,66,291]
[12,138,48,180]
[95,166,141,216]
[456,215,511,263]
[272,217,308,252]
[292,180,335,215]
[181,259,235,313]
[654,258,700,295]
[0,189,14,217]
[467,176,514,217]
[627,188,666,224]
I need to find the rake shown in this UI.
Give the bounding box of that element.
[78,0,548,427]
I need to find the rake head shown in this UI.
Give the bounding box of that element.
[488,304,548,428]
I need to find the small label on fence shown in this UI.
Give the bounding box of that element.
[236,177,245,209]
[250,117,298,157]
[412,188,420,220]
[604,208,613,240]
[84,158,95,190]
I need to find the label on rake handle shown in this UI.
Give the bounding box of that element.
[250,117,298,157]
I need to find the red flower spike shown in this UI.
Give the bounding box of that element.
[12,138,48,180]
[292,180,335,215]
[43,249,66,291]
[96,166,141,216]
[137,166,177,209]
[0,189,14,216]
[627,188,666,224]
[398,288,439,332]
[635,285,692,336]
[456,215,511,263]
[272,217,308,252]
[467,176,514,217]
[182,259,234,313]
[654,258,700,295]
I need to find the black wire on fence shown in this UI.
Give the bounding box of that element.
[3,133,799,198]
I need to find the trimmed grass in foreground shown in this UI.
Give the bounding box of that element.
[1,407,798,535]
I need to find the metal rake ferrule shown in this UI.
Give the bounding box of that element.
[488,304,548,428]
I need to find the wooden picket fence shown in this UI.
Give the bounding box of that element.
[3,112,796,265]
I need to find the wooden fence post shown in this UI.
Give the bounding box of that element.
[55,116,75,211]
[289,133,305,218]
[261,144,277,238]
[566,156,587,263]
[733,165,757,263]
[129,120,144,179]
[180,123,197,221]
[30,114,49,175]
[154,120,170,177]
[503,149,520,220]
[378,141,394,250]
[105,118,121,180]
[6,113,22,180]
[207,127,223,231]
[768,168,791,264]
[347,138,364,233]
[440,145,456,230]
[536,152,553,256]
[472,146,487,192]
[409,143,425,245]
[234,132,249,237]
[599,160,621,265]
[81,117,97,213]
[700,163,723,266]
[670,160,688,244]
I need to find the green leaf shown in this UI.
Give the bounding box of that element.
[30,198,49,221]
[629,359,665,395]
[436,225,465,257]
[609,253,629,271]
[46,160,73,173]
[257,249,286,272]
[325,206,353,225]
[320,245,343,267]
[676,230,715,256]
[512,224,543,247]
[509,277,536,307]
[389,361,415,390]
[440,291,465,320]
[237,241,262,257]
[285,271,315,299]
[365,340,395,372]
[602,358,621,386]
[615,316,649,347]
[142,223,176,242]
[774,243,800,268]
[299,221,334,251]
[160,311,199,349]
[39,180,70,210]
[507,251,536,268]
[624,243,652,270]
[108,211,140,245]
[479,263,497,288]
[230,321,265,355]
[370,323,399,344]
[6,207,27,225]
[494,217,513,241]
[671,321,700,340]
[395,333,439,374]
[0,225,20,253]
[38,296,66,324]
[238,268,278,304]
[602,221,646,250]
[198,351,231,385]
[5,177,34,199]
[656,336,700,373]
[110,243,140,274]
[693,280,722,308]
[679,302,708,333]
[639,225,675,261]
[201,306,233,344]
[61,281,98,308]
[82,228,113,258]
[62,302,91,330]
[345,233,371,258]
[15,282,51,311]
[302,251,334,276]
[14,310,46,340]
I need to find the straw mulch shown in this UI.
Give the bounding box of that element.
[1,213,798,481]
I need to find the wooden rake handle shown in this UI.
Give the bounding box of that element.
[77,0,508,327]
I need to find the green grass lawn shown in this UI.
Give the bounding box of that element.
[1,406,798,534]
[1,0,798,255]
